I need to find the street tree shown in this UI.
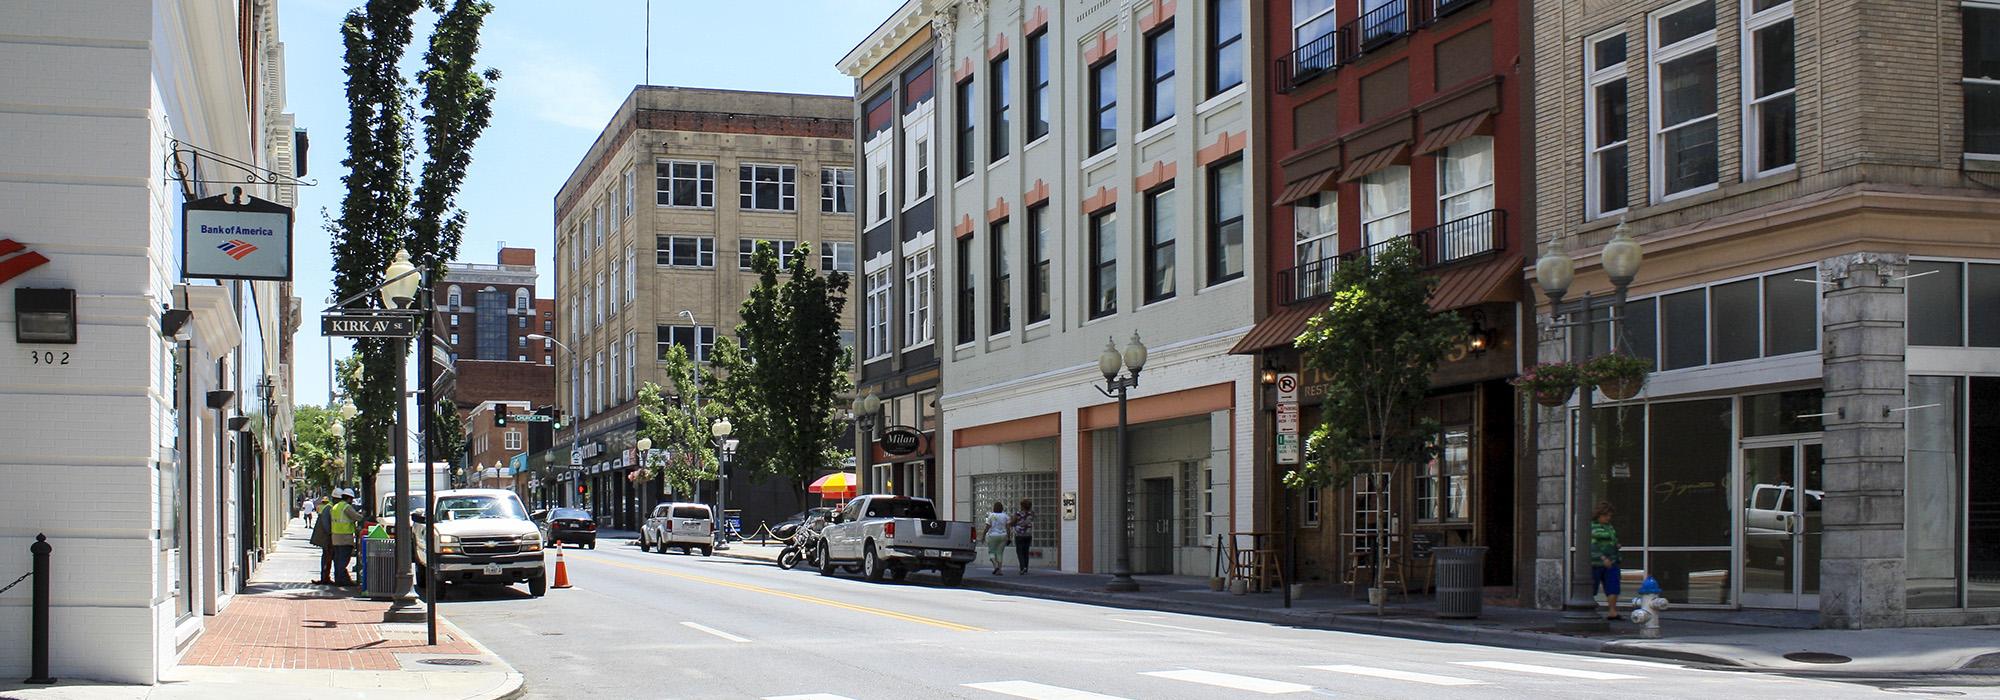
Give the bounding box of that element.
[1286,238,1466,609]
[710,242,854,494]
[291,405,342,493]
[636,344,720,497]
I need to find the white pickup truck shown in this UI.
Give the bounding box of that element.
[817,495,975,585]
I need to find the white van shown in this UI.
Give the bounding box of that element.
[641,502,715,556]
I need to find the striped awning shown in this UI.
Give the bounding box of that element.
[1275,170,1338,206]
[1428,255,1523,312]
[1416,111,1495,155]
[1228,300,1330,355]
[1340,144,1410,182]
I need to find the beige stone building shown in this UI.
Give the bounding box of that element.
[551,87,857,530]
[1531,0,2000,627]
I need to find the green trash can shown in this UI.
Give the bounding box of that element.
[1434,546,1488,619]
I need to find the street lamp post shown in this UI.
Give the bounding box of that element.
[851,393,880,492]
[527,332,579,507]
[1094,332,1148,593]
[380,250,421,603]
[337,399,357,487]
[711,418,734,549]
[1534,224,1643,634]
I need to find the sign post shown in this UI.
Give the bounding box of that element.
[1275,373,1300,465]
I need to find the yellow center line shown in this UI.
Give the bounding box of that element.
[568,553,986,632]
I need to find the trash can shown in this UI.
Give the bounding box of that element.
[1433,546,1488,619]
[364,538,400,600]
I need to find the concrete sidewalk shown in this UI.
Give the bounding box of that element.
[0,522,524,700]
[711,541,2000,675]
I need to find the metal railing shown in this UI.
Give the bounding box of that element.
[1351,0,1411,55]
[1276,28,1344,94]
[1431,0,1481,21]
[1277,209,1507,305]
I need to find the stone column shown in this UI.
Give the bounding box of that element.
[1818,252,1909,629]
[1532,317,1568,610]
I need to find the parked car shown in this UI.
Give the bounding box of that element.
[536,507,597,549]
[412,489,547,597]
[641,502,715,556]
[818,495,974,585]
[771,507,835,541]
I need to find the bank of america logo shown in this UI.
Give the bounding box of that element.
[218,240,259,260]
[0,239,51,285]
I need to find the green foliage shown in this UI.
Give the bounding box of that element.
[291,405,343,493]
[429,397,465,467]
[1578,353,1651,386]
[1512,361,1581,394]
[636,344,720,496]
[709,242,855,492]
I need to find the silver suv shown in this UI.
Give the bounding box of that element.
[641,502,715,556]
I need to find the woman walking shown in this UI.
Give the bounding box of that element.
[984,501,1012,575]
[1011,499,1035,574]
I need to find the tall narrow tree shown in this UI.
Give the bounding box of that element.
[636,345,720,497]
[710,242,854,494]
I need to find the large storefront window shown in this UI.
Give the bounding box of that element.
[1905,375,2000,609]
[1584,397,1736,605]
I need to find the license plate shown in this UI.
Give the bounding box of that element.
[482,564,502,576]
[925,549,945,558]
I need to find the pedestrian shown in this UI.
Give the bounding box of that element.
[311,496,335,585]
[984,501,1012,576]
[1011,499,1034,575]
[1592,501,1622,620]
[329,489,363,587]
[301,495,316,528]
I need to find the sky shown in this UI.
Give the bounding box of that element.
[281,0,901,407]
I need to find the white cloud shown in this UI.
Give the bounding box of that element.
[487,31,625,131]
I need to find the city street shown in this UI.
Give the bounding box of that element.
[444,542,1942,700]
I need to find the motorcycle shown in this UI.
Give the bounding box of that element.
[778,516,826,570]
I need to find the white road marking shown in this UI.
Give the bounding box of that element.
[762,695,856,700]
[1108,617,1226,635]
[964,680,1134,700]
[1307,664,1488,686]
[1570,657,1695,670]
[679,620,751,643]
[1453,660,1644,680]
[1141,669,1313,694]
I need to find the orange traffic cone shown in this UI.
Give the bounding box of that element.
[552,548,573,589]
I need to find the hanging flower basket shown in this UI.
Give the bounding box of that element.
[1512,362,1581,407]
[1582,353,1652,401]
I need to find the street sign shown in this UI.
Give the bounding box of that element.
[1276,373,1300,404]
[1277,433,1301,465]
[1276,403,1300,433]
[507,414,552,423]
[321,313,417,338]
[569,451,582,467]
[1061,491,1078,521]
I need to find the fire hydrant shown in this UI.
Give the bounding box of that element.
[1629,576,1668,638]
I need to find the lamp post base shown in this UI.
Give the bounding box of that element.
[1555,603,1609,633]
[1105,573,1139,592]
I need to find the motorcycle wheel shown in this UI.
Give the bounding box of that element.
[778,546,800,570]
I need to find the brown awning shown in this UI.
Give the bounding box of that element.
[1416,111,1495,155]
[1275,170,1338,206]
[1339,144,1410,182]
[1429,255,1524,312]
[1229,300,1330,355]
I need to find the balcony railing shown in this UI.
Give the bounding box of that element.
[1432,0,1481,21]
[1279,208,1507,305]
[1348,0,1411,58]
[1275,27,1344,94]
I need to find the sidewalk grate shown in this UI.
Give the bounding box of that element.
[417,657,488,667]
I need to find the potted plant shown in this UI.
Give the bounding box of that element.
[1582,353,1652,400]
[1512,362,1581,407]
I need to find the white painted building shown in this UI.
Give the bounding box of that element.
[0,0,299,683]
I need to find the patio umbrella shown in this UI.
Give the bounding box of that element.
[808,472,859,500]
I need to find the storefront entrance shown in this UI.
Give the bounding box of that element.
[1739,438,1822,609]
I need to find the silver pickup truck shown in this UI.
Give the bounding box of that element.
[817,495,975,585]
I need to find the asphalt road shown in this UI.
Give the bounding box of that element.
[443,542,1987,700]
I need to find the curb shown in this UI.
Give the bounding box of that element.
[437,614,528,700]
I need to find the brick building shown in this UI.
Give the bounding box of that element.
[434,247,543,365]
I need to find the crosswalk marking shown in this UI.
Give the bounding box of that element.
[762,695,856,700]
[964,680,1133,700]
[1108,617,1226,635]
[680,621,751,643]
[1308,664,1488,686]
[1141,669,1312,694]
[1570,657,1693,671]
[1453,660,1644,680]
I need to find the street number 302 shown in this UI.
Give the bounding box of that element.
[28,350,70,365]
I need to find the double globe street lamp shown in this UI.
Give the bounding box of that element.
[1095,332,1148,593]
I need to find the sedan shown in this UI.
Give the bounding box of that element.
[771,507,834,541]
[544,507,597,549]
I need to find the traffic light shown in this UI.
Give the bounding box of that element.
[576,484,587,497]
[552,410,564,431]
[493,405,507,427]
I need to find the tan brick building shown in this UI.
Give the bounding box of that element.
[551,87,858,530]
[1531,0,2000,627]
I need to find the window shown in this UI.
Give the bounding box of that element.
[955,77,976,179]
[1586,32,1630,218]
[1435,137,1496,262]
[518,355,527,362]
[738,164,796,211]
[450,314,460,326]
[913,138,932,200]
[626,247,636,302]
[1027,29,1050,141]
[1294,194,1338,298]
[595,351,606,411]
[1089,209,1118,318]
[517,336,527,348]
[872,162,891,223]
[655,160,715,208]
[905,247,935,348]
[903,57,935,109]
[956,235,977,344]
[990,220,1012,334]
[1144,24,1176,128]
[865,269,892,360]
[625,331,637,396]
[1209,1,1245,96]
[1966,4,2000,154]
[505,431,521,451]
[1744,0,1795,174]
[656,324,717,363]
[446,285,462,307]
[738,239,800,271]
[821,241,856,273]
[1649,0,1719,199]
[607,273,619,315]
[1908,260,2000,347]
[1294,0,1338,50]
[594,280,605,324]
[1360,166,1412,249]
[609,344,621,403]
[1089,57,1118,155]
[1621,268,1818,369]
[1207,158,1245,285]
[606,188,618,232]
[594,201,605,246]
[656,236,715,268]
[1027,204,1051,323]
[821,168,855,213]
[450,332,460,345]
[623,168,635,217]
[1144,186,1177,303]
[989,52,1011,161]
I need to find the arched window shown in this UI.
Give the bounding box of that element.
[515,288,530,311]
[446,285,462,308]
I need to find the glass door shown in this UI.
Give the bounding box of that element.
[1739,440,1822,608]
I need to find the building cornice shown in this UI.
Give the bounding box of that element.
[838,0,939,77]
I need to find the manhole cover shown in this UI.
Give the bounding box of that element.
[1782,651,1852,664]
[418,657,487,667]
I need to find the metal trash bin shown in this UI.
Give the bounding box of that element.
[1433,546,1488,619]
[364,538,400,600]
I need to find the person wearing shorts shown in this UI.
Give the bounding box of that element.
[1591,501,1622,620]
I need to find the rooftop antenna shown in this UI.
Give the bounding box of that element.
[644,0,651,86]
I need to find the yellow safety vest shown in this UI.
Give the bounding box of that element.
[330,501,356,535]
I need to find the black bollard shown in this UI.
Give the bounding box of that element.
[25,533,55,684]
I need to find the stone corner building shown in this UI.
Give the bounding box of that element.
[1531,0,2000,627]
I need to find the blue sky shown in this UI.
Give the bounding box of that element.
[282,0,900,406]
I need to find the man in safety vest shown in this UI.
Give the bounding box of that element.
[328,489,363,586]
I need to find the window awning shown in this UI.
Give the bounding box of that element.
[1275,170,1338,206]
[1229,300,1330,355]
[1416,111,1495,155]
[1339,144,1410,182]
[1428,255,1523,312]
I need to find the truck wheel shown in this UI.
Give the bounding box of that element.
[817,543,835,576]
[529,573,547,597]
[700,545,712,557]
[941,565,966,586]
[863,544,886,581]
[639,534,651,552]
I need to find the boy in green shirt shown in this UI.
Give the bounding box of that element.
[1591,501,1622,620]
